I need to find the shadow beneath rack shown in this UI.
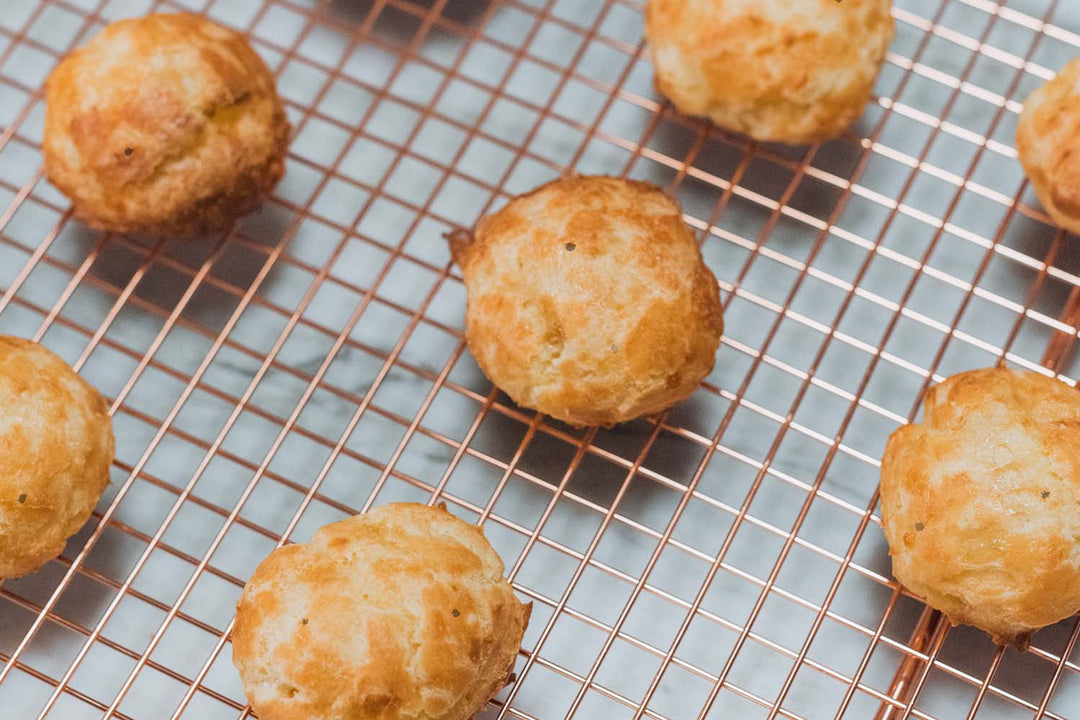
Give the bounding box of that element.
[328,0,490,38]
[646,115,853,257]
[0,529,117,660]
[76,207,292,342]
[450,383,710,524]
[565,417,707,518]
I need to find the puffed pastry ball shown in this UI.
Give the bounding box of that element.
[43,13,289,238]
[232,503,531,720]
[450,176,723,427]
[0,337,114,578]
[1017,58,1080,234]
[644,0,895,144]
[880,368,1080,646]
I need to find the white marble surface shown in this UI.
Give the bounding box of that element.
[1,0,1080,718]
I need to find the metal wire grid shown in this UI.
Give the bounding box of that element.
[0,0,1079,718]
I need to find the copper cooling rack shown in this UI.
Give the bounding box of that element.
[2,0,1080,718]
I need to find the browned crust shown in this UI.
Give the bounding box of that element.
[43,13,290,238]
[880,368,1080,646]
[644,0,894,144]
[451,175,723,427]
[232,503,531,720]
[1017,58,1080,233]
[0,336,115,578]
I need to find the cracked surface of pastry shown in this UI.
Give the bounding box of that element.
[1017,58,1080,234]
[0,336,114,579]
[43,12,289,238]
[880,368,1080,646]
[644,0,894,144]
[232,503,531,720]
[452,175,723,427]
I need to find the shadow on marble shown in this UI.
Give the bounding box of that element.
[82,228,284,335]
[329,0,490,37]
[0,548,114,662]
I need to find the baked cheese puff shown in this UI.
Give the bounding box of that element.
[1017,58,1080,234]
[44,13,289,238]
[451,176,723,427]
[645,0,894,144]
[0,337,114,578]
[232,503,530,720]
[880,368,1080,646]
